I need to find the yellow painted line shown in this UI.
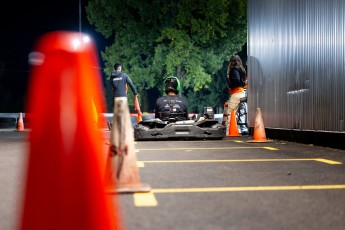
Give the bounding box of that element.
[263,147,279,150]
[137,161,145,167]
[138,158,342,165]
[151,185,345,193]
[134,192,158,206]
[233,140,244,143]
[314,158,342,164]
[137,146,277,151]
[133,184,345,206]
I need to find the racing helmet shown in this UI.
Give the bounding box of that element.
[164,76,180,94]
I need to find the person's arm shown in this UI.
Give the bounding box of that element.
[126,75,138,95]
[242,65,248,88]
[227,60,231,76]
[109,75,114,92]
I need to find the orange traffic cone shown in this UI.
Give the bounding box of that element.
[137,113,142,123]
[17,112,24,131]
[227,109,241,137]
[20,31,121,230]
[134,95,142,123]
[247,108,273,143]
[104,98,151,193]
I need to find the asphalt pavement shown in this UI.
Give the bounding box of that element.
[1,129,345,230]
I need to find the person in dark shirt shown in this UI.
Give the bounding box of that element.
[110,63,138,98]
[108,63,141,130]
[155,76,189,121]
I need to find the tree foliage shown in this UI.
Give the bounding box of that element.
[86,0,247,112]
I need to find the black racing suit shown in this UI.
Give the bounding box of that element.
[155,95,189,121]
[110,71,137,97]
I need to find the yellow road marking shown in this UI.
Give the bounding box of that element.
[137,146,277,151]
[137,158,342,165]
[137,161,145,167]
[151,185,345,193]
[134,192,158,206]
[133,184,345,206]
[263,147,279,150]
[314,158,342,164]
[138,140,241,144]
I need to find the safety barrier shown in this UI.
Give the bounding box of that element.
[0,113,31,129]
[0,113,225,129]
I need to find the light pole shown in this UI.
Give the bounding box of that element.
[79,0,82,33]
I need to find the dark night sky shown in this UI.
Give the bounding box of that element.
[0,1,106,72]
[0,1,108,111]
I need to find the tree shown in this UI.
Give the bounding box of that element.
[86,0,247,113]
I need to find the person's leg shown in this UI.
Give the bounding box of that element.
[226,91,245,131]
[228,91,245,116]
[237,101,249,134]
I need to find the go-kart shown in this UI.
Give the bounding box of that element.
[133,107,226,141]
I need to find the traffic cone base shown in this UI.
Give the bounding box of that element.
[227,109,241,137]
[106,183,151,193]
[247,108,273,143]
[247,139,273,143]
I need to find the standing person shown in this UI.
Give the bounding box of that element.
[155,76,189,121]
[226,55,249,135]
[107,63,141,130]
[110,63,141,112]
[110,63,138,100]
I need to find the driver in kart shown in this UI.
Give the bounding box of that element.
[155,76,189,121]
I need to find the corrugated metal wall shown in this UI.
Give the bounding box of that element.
[248,0,345,132]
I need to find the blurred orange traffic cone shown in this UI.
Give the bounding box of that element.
[20,31,121,230]
[248,108,273,143]
[137,113,142,123]
[17,112,24,131]
[227,109,241,137]
[134,95,142,123]
[92,98,99,124]
[104,98,150,193]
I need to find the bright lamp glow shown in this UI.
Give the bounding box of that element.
[72,38,81,50]
[83,35,90,43]
[72,35,91,50]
